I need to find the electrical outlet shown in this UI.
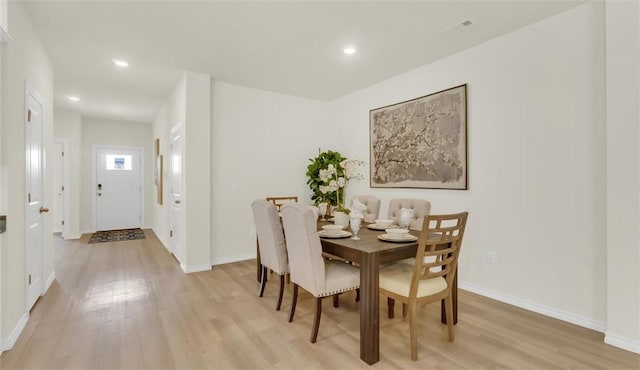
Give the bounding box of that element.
[487,251,497,265]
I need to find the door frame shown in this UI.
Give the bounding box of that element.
[91,145,145,232]
[53,138,69,238]
[24,82,45,309]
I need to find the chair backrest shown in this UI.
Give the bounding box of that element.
[266,196,298,211]
[411,212,469,297]
[280,203,326,296]
[387,199,431,230]
[251,199,289,274]
[352,195,381,223]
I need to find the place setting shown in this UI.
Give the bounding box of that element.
[376,228,418,243]
[375,209,418,243]
[318,224,352,239]
[366,218,396,231]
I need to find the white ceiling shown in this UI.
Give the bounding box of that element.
[21,0,586,123]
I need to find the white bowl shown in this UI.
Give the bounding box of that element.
[385,228,409,235]
[375,219,394,228]
[322,224,345,235]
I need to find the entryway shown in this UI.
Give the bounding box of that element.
[93,146,143,231]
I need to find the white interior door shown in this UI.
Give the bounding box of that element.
[95,147,143,231]
[169,126,183,262]
[52,141,64,234]
[25,85,45,310]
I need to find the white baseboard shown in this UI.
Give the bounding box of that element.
[605,332,640,354]
[0,313,29,353]
[181,263,212,274]
[64,234,82,240]
[211,252,255,266]
[459,282,606,332]
[44,272,56,293]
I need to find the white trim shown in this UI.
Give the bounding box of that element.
[0,313,28,353]
[604,332,640,354]
[181,263,212,274]
[44,271,56,293]
[92,145,145,231]
[53,138,69,238]
[459,282,606,332]
[211,252,255,266]
[64,234,82,240]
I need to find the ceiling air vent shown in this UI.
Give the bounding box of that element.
[440,18,478,37]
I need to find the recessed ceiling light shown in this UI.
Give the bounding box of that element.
[343,45,357,55]
[67,96,80,102]
[112,58,129,68]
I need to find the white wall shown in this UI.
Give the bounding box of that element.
[152,72,213,272]
[0,0,54,348]
[183,72,212,270]
[53,109,82,239]
[605,0,640,353]
[329,3,607,330]
[80,117,153,233]
[210,81,330,264]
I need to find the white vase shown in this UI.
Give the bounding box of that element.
[333,211,350,228]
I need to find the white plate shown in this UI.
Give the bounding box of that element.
[319,230,352,239]
[367,223,398,231]
[377,233,418,243]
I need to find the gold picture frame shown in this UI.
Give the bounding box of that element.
[154,138,163,205]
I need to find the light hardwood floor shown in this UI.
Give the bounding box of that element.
[1,230,638,369]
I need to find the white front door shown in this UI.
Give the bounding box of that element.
[95,147,143,231]
[25,85,45,310]
[52,141,64,234]
[169,126,183,262]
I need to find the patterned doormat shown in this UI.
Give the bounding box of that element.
[88,228,146,244]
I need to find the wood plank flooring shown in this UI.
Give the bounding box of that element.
[1,230,638,369]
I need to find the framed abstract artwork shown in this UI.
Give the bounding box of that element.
[369,84,468,190]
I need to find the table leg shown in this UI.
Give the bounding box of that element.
[441,266,458,325]
[359,252,380,365]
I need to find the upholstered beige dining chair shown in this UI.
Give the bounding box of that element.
[379,212,468,361]
[387,198,431,230]
[351,195,381,223]
[280,203,360,343]
[251,199,289,311]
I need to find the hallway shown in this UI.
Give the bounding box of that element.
[1,231,638,369]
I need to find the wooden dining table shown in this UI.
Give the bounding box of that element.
[319,222,458,365]
[255,221,458,365]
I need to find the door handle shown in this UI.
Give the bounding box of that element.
[175,200,181,204]
[39,207,49,214]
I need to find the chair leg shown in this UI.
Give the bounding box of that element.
[387,297,395,319]
[402,302,408,318]
[276,274,285,311]
[408,302,418,361]
[310,297,323,343]
[445,295,454,342]
[258,265,267,297]
[288,284,299,322]
[333,294,340,308]
[355,288,360,302]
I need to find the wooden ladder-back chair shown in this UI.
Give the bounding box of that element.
[379,212,469,360]
[266,196,298,211]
